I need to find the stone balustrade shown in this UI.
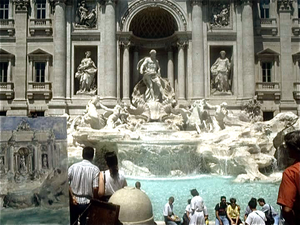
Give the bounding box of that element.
[0,19,15,36]
[256,82,281,100]
[0,82,14,99]
[292,18,300,36]
[27,82,52,100]
[293,82,300,100]
[29,19,52,36]
[256,18,278,36]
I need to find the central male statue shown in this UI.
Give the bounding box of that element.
[138,50,167,102]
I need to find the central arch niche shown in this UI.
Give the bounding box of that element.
[129,7,178,39]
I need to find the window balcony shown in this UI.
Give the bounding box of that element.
[256,18,278,36]
[293,82,300,101]
[0,19,15,36]
[292,18,300,36]
[0,82,14,99]
[255,82,281,100]
[27,82,52,100]
[29,19,52,36]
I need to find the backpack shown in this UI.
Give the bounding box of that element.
[265,204,275,225]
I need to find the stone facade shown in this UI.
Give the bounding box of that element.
[0,0,299,119]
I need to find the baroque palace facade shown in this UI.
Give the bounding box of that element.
[0,0,300,119]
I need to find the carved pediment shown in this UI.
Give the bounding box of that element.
[28,48,53,61]
[256,48,280,62]
[0,48,15,60]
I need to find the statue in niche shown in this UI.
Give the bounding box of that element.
[75,51,97,94]
[211,4,230,27]
[19,155,27,175]
[42,154,48,169]
[75,1,97,28]
[211,50,231,94]
[137,49,168,102]
[0,156,5,174]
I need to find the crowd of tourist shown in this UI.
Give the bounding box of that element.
[67,130,300,225]
[163,130,300,225]
[163,194,280,225]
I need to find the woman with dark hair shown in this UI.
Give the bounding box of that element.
[98,151,127,201]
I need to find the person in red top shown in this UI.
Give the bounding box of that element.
[277,130,300,225]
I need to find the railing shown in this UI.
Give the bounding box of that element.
[28,81,51,91]
[29,19,52,36]
[29,19,52,26]
[0,82,14,99]
[27,82,52,99]
[0,19,14,26]
[256,82,280,90]
[292,18,300,35]
[292,18,300,25]
[0,19,15,36]
[260,18,277,25]
[293,82,300,100]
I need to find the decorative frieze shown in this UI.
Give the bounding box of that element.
[210,2,230,28]
[74,1,97,29]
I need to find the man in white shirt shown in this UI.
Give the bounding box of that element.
[68,146,100,225]
[163,196,178,225]
[245,199,266,225]
[190,189,205,225]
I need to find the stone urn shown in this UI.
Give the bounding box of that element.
[109,186,155,225]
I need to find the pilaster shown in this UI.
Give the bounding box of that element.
[11,0,30,116]
[241,0,255,98]
[191,0,204,99]
[48,0,67,115]
[278,0,295,109]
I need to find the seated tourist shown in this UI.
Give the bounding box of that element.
[215,196,230,225]
[98,151,127,202]
[163,196,180,225]
[227,198,242,224]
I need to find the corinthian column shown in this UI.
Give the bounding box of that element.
[177,41,186,101]
[53,0,66,100]
[167,47,174,88]
[191,0,204,99]
[105,0,117,101]
[122,40,130,102]
[241,0,255,98]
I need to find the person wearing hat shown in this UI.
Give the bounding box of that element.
[189,189,206,225]
[277,130,300,225]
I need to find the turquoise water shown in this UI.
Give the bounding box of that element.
[0,175,281,224]
[127,175,281,222]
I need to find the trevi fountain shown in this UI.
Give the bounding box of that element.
[1,50,299,224]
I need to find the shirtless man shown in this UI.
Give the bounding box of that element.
[139,50,167,101]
